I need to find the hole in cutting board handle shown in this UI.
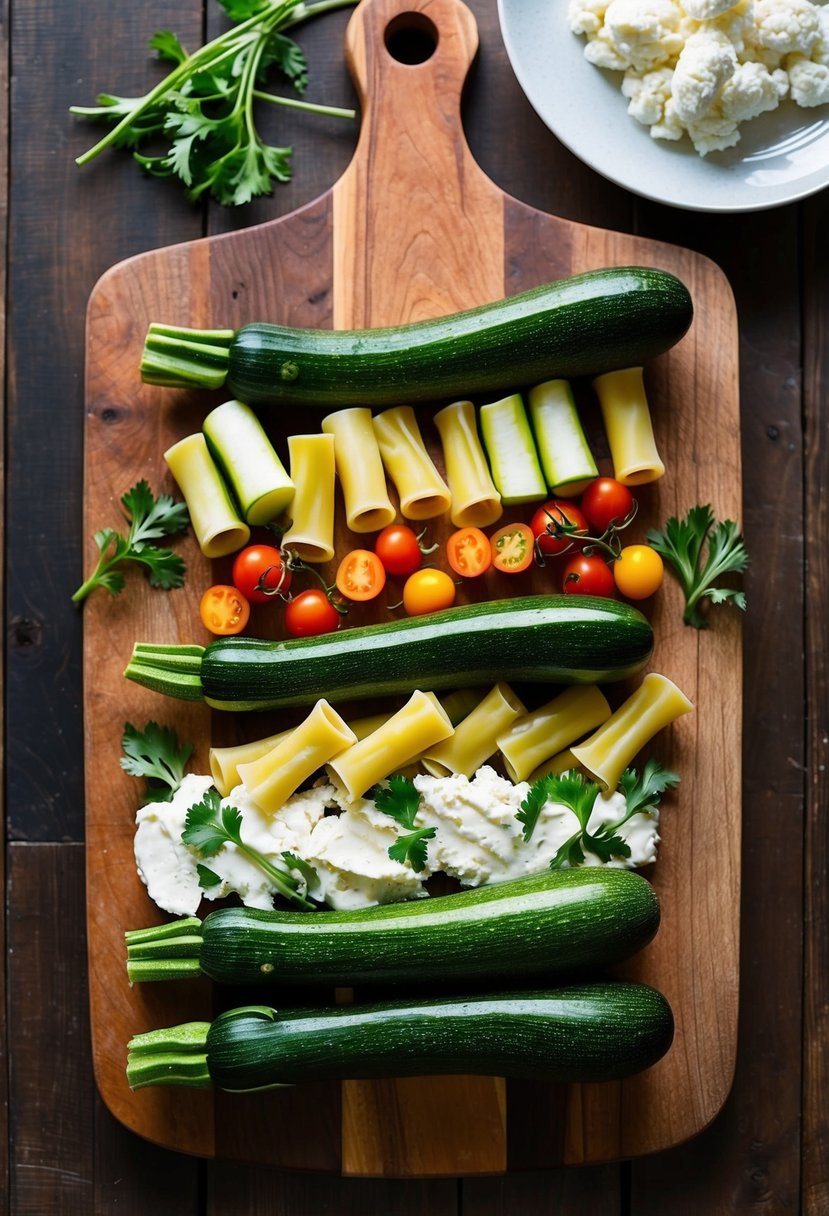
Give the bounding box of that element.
[384,12,439,64]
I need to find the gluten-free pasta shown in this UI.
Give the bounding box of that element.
[421,683,527,778]
[433,399,503,528]
[373,405,451,519]
[593,367,665,486]
[321,407,396,533]
[497,685,612,783]
[164,433,250,558]
[237,700,356,813]
[280,433,337,562]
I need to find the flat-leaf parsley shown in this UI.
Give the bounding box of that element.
[647,504,748,629]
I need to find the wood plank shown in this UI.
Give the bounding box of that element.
[207,1166,459,1213]
[0,0,9,1204]
[462,1166,622,1215]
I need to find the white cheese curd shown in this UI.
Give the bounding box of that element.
[134,773,215,916]
[571,0,829,155]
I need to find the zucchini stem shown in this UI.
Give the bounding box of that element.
[124,643,205,701]
[126,1022,212,1090]
[140,325,235,390]
[126,917,205,983]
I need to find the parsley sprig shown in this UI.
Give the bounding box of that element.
[182,787,317,910]
[517,761,679,869]
[71,0,357,207]
[72,480,189,603]
[647,504,748,629]
[121,721,193,803]
[370,775,435,874]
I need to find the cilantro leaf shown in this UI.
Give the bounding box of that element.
[388,827,436,874]
[182,789,316,910]
[120,721,193,802]
[370,775,436,873]
[618,759,680,823]
[518,770,600,843]
[648,504,748,629]
[149,30,189,64]
[72,480,189,604]
[196,863,223,889]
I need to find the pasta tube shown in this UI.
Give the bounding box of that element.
[497,685,612,783]
[327,691,454,800]
[433,399,503,528]
[479,394,547,505]
[592,366,665,486]
[421,683,527,778]
[280,434,336,562]
[321,408,395,533]
[527,379,598,496]
[164,433,249,558]
[571,673,693,790]
[527,748,581,785]
[203,399,294,526]
[373,406,451,519]
[237,700,357,813]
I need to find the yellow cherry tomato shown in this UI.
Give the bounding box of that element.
[199,584,251,635]
[402,568,456,616]
[613,545,664,600]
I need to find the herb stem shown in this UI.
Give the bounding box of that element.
[252,89,356,119]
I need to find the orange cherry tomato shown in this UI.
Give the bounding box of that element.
[335,549,386,602]
[613,544,664,600]
[402,569,456,616]
[490,523,535,573]
[199,584,251,636]
[446,527,492,578]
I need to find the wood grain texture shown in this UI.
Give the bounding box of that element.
[82,0,741,1178]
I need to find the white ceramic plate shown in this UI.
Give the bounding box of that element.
[497,0,829,212]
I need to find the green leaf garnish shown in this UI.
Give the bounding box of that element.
[647,504,748,629]
[120,721,193,803]
[370,775,435,873]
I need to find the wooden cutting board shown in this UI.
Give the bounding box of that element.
[83,0,741,1177]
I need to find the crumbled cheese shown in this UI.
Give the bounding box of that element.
[134,773,214,916]
[570,0,829,156]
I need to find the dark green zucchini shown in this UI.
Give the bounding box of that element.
[126,982,675,1090]
[139,266,693,408]
[124,594,654,708]
[125,868,661,985]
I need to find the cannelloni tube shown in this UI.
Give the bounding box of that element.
[527,747,581,785]
[321,407,395,533]
[421,683,527,778]
[373,406,451,519]
[433,399,503,528]
[237,700,356,813]
[203,399,294,526]
[527,379,598,495]
[497,685,612,783]
[164,433,250,558]
[592,366,665,486]
[280,433,336,562]
[326,690,454,800]
[571,672,693,790]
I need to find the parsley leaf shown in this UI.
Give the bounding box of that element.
[618,759,680,824]
[72,480,189,604]
[120,721,193,803]
[71,0,357,207]
[370,775,435,874]
[182,788,317,910]
[647,504,748,629]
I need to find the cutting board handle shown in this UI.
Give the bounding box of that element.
[333,0,506,328]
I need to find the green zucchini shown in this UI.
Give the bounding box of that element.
[125,868,661,985]
[139,266,693,409]
[126,981,675,1090]
[124,594,654,709]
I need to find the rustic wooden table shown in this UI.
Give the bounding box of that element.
[3,0,827,1211]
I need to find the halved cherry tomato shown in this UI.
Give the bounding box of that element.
[613,544,664,600]
[232,543,291,604]
[446,527,492,578]
[199,585,251,636]
[530,500,590,556]
[336,549,386,602]
[490,523,535,573]
[562,553,615,598]
[580,478,635,535]
[374,523,427,577]
[284,589,340,637]
[402,569,456,616]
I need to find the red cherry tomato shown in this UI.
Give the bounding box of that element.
[232,544,292,604]
[562,553,615,598]
[580,478,635,535]
[199,585,251,636]
[284,589,340,637]
[335,550,386,602]
[402,569,456,616]
[530,500,590,556]
[374,523,425,577]
[446,527,492,578]
[490,523,535,573]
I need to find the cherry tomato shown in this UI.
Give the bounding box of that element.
[402,569,456,616]
[199,585,251,636]
[580,478,635,535]
[490,522,536,573]
[446,527,492,578]
[613,544,664,600]
[562,553,615,598]
[232,544,291,604]
[530,500,590,556]
[284,589,341,637]
[335,549,386,602]
[374,523,425,577]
